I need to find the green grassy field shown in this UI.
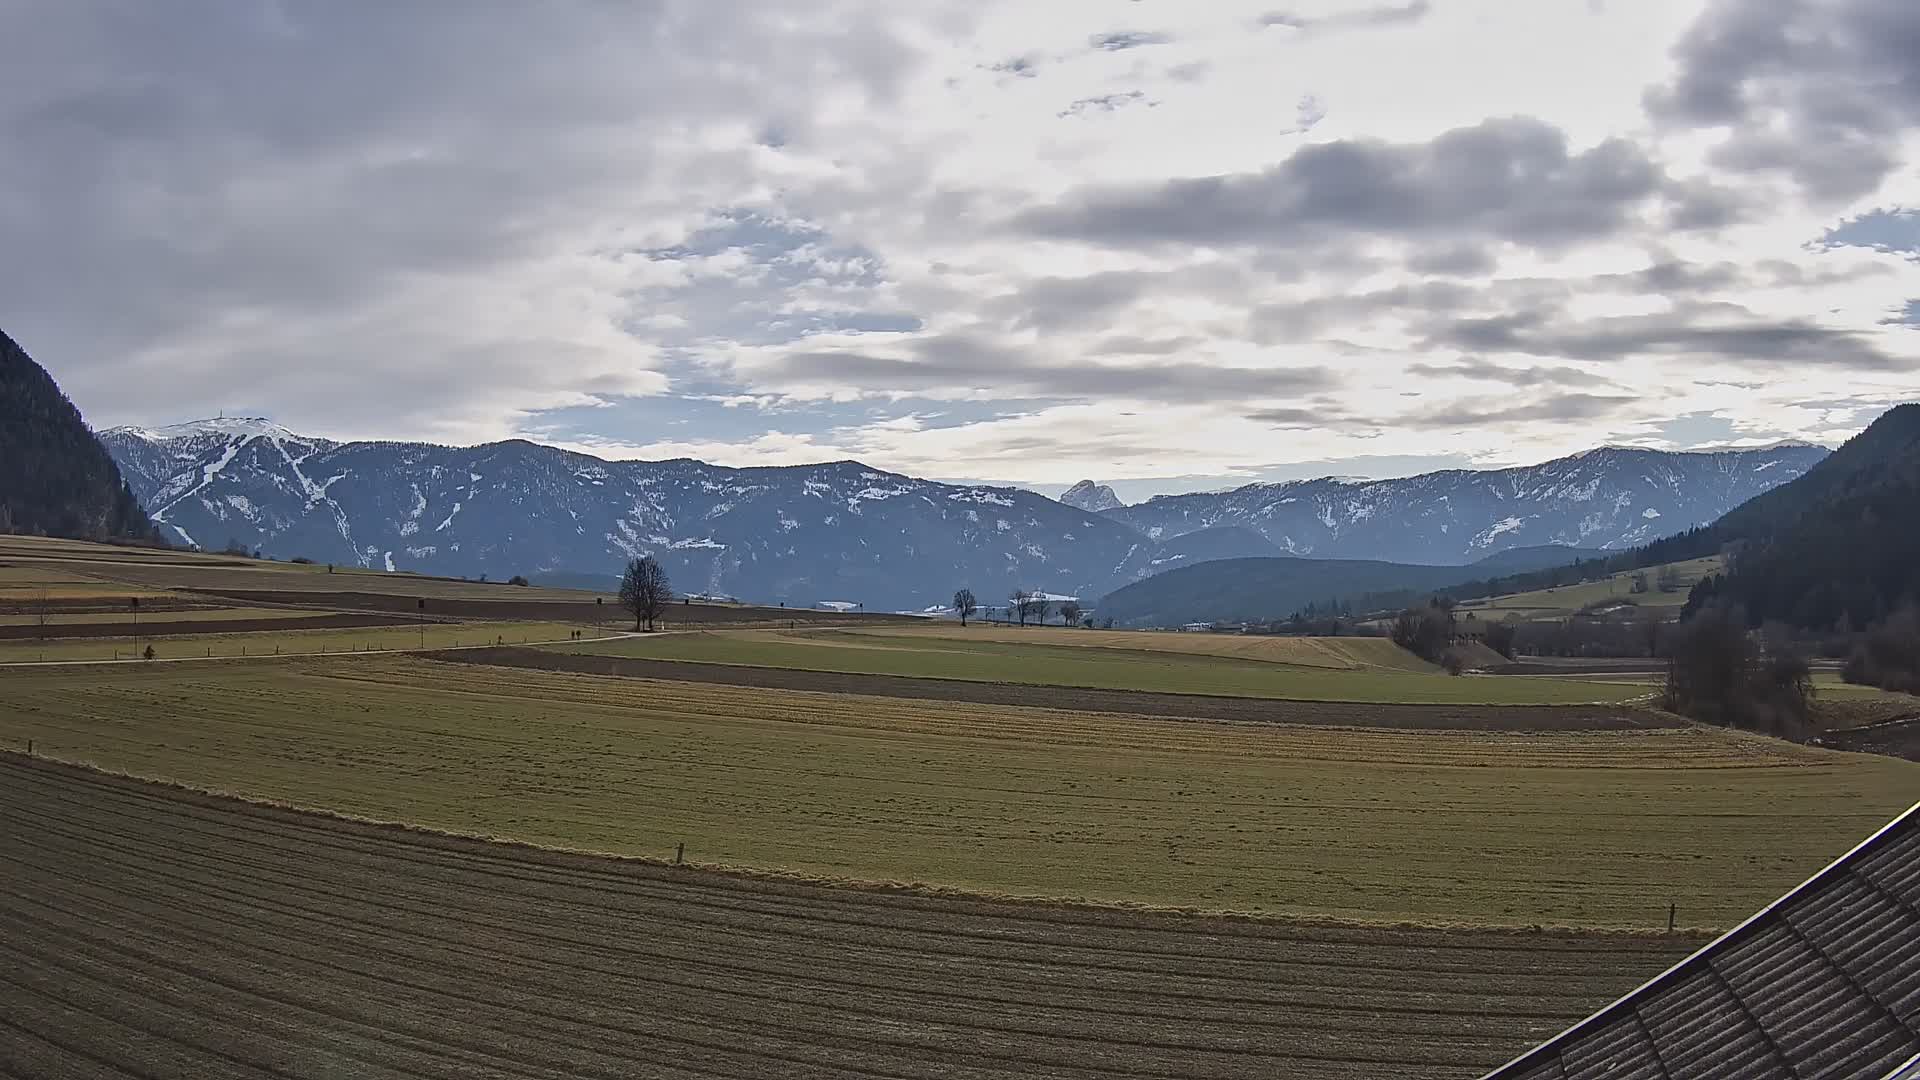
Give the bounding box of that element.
[1459,556,1724,618]
[1,655,1910,929]
[0,620,590,663]
[546,628,1649,705]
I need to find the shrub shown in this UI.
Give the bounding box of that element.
[1439,649,1466,676]
[507,575,531,587]
[290,556,315,565]
[1662,601,1811,739]
[1483,620,1517,659]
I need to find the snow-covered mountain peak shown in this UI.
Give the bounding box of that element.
[1059,480,1123,513]
[109,416,304,442]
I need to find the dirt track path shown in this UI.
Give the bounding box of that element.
[0,755,1696,1079]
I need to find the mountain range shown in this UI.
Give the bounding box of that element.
[1095,443,1829,565]
[97,416,1826,610]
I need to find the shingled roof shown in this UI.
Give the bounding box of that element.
[1485,803,1920,1080]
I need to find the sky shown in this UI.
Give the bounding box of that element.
[3,0,1918,499]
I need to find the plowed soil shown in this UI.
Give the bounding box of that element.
[0,611,414,640]
[435,646,1674,730]
[0,754,1699,1080]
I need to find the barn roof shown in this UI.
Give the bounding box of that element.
[1485,802,1920,1080]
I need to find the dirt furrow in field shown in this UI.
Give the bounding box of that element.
[0,756,1695,1079]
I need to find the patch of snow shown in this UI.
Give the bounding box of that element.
[1642,507,1662,519]
[436,502,463,532]
[383,551,396,572]
[224,494,255,517]
[406,545,437,559]
[669,537,725,550]
[995,518,1011,532]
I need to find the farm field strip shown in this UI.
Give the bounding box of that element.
[0,756,1701,1079]
[0,621,589,663]
[846,626,1444,672]
[2,655,1911,928]
[1459,556,1725,617]
[545,629,1647,705]
[0,606,348,627]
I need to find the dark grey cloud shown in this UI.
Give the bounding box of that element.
[1407,244,1496,277]
[1245,406,1346,428]
[1059,92,1151,119]
[776,333,1330,403]
[1090,334,1204,356]
[1015,117,1681,253]
[1260,2,1432,32]
[1088,30,1170,51]
[1647,0,1920,201]
[1248,281,1476,343]
[1420,304,1907,370]
[1399,393,1638,429]
[1405,358,1615,389]
[0,1,926,437]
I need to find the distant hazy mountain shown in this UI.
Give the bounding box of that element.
[1101,444,1828,564]
[100,419,1276,609]
[1059,480,1123,513]
[0,329,155,542]
[102,419,1825,610]
[1095,544,1601,628]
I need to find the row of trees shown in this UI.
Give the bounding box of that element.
[951,588,1086,628]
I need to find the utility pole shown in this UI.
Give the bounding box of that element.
[130,597,140,654]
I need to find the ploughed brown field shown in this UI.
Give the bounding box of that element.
[0,755,1700,1080]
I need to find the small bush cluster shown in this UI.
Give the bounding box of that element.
[1843,607,1920,694]
[1662,601,1812,740]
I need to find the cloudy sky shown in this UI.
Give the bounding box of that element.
[4,0,1918,498]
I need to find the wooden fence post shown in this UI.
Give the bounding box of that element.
[1668,903,1676,932]
[675,842,684,865]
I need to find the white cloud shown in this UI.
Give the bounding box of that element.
[2,0,1917,489]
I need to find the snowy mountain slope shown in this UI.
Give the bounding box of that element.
[1099,444,1829,564]
[99,420,1276,608]
[101,419,1824,609]
[1059,480,1123,513]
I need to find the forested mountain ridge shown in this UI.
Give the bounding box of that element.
[0,329,157,543]
[1685,404,1920,629]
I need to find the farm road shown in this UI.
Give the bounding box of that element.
[0,755,1696,1079]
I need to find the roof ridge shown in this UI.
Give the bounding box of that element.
[1482,801,1920,1078]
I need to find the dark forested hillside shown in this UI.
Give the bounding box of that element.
[1685,404,1920,629]
[0,329,157,542]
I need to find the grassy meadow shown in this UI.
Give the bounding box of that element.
[3,654,1911,929]
[547,627,1649,705]
[1458,556,1724,618]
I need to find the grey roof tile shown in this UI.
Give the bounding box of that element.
[1486,804,1920,1080]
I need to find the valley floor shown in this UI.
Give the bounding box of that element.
[2,655,1911,929]
[0,754,1700,1080]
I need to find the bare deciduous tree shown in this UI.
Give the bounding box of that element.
[1057,600,1083,627]
[30,589,51,641]
[953,588,977,627]
[1010,589,1033,626]
[619,556,672,631]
